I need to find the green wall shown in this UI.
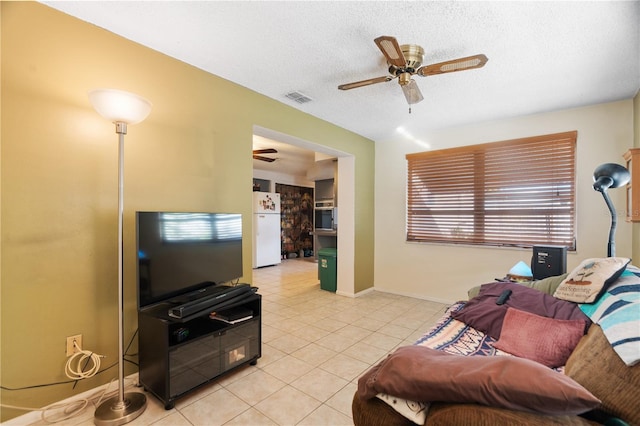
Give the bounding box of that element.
[0,2,374,420]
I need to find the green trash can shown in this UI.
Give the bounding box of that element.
[318,248,337,292]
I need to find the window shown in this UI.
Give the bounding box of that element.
[406,131,577,250]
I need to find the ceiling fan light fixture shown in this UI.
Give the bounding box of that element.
[402,80,424,105]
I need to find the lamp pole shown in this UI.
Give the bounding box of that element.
[89,89,151,426]
[598,189,617,257]
[116,121,126,407]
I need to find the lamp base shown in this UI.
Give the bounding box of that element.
[94,392,147,426]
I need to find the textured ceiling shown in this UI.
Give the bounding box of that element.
[44,1,639,149]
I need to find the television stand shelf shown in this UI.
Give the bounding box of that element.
[138,292,261,409]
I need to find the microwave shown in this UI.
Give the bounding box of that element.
[315,199,335,209]
[314,208,336,230]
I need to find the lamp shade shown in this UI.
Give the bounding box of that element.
[88,89,152,125]
[592,163,630,192]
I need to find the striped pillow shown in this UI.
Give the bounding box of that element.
[579,266,640,366]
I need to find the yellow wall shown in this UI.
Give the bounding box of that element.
[0,2,375,420]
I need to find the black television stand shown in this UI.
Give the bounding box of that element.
[138,291,261,409]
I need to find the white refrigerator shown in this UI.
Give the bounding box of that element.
[252,192,282,268]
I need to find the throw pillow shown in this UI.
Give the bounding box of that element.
[375,393,429,425]
[493,308,586,368]
[451,282,590,339]
[358,345,600,415]
[553,257,631,303]
[529,273,569,295]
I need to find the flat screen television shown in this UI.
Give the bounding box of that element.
[136,212,243,309]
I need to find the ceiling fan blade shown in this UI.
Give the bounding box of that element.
[401,79,424,105]
[417,54,488,77]
[253,155,276,162]
[374,35,407,68]
[253,148,277,154]
[338,75,393,90]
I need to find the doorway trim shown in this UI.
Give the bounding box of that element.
[253,125,356,296]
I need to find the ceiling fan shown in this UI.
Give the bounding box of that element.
[253,148,278,162]
[338,35,488,106]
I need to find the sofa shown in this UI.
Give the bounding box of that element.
[352,260,640,425]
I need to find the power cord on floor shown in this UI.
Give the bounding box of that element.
[0,377,139,424]
[1,399,89,424]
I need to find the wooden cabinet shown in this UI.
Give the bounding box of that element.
[624,148,640,222]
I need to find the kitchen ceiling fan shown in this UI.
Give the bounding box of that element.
[338,35,488,106]
[253,148,278,162]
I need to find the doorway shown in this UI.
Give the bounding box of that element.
[252,125,356,296]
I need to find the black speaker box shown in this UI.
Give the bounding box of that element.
[532,245,567,280]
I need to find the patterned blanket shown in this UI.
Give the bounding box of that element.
[414,302,511,356]
[579,265,640,366]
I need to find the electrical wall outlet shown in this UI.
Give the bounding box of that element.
[66,334,82,357]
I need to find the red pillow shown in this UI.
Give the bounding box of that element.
[493,308,586,368]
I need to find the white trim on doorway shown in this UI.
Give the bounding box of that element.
[253,125,356,296]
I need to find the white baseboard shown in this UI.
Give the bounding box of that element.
[3,373,140,426]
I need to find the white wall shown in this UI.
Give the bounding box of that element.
[336,156,356,297]
[375,100,635,304]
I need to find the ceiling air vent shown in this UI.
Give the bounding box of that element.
[285,91,313,104]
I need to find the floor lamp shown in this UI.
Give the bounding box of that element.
[89,89,152,426]
[592,163,630,257]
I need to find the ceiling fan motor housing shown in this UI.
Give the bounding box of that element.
[401,44,424,69]
[388,44,425,78]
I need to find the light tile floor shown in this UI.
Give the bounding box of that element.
[15,259,448,426]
